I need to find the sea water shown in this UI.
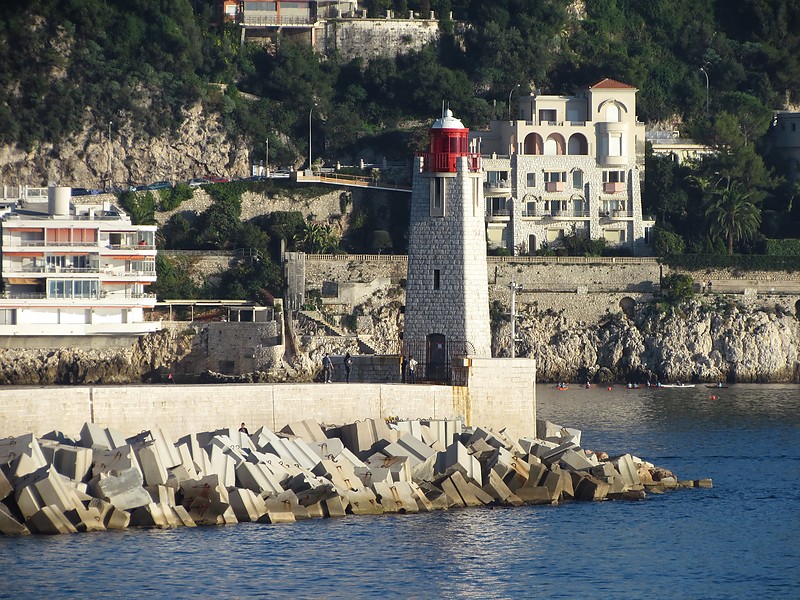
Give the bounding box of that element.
[1,384,798,599]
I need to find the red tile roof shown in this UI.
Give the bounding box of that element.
[588,78,637,90]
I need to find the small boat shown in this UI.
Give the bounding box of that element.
[556,385,569,391]
[659,383,696,388]
[705,384,729,389]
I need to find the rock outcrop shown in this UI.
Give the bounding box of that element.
[494,299,800,383]
[0,104,250,188]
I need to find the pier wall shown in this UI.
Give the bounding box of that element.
[0,358,537,442]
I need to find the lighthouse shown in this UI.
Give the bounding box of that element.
[403,109,492,381]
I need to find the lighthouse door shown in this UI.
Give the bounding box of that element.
[426,333,447,382]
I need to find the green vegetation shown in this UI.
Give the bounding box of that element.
[5,0,800,296]
[660,273,695,305]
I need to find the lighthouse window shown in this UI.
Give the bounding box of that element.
[431,177,445,217]
[433,269,440,290]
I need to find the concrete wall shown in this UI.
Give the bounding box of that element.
[0,357,537,443]
[322,19,440,61]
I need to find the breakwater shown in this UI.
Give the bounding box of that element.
[0,415,708,536]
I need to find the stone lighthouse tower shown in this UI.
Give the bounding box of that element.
[404,109,492,380]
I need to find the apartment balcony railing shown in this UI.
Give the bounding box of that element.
[5,241,155,250]
[545,181,565,192]
[484,180,512,195]
[241,15,316,27]
[603,182,627,194]
[521,209,590,218]
[485,209,511,222]
[601,210,634,219]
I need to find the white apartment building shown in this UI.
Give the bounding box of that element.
[0,187,160,338]
[471,78,654,255]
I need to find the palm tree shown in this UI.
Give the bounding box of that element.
[704,181,761,255]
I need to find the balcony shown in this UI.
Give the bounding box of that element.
[545,181,565,192]
[484,180,512,195]
[549,209,591,219]
[601,210,634,220]
[485,209,511,223]
[603,182,627,194]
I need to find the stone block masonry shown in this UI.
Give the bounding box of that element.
[0,358,536,443]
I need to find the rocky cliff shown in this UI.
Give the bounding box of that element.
[0,104,249,188]
[495,299,800,384]
[0,297,797,385]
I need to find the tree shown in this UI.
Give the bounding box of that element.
[704,181,762,255]
[652,226,685,257]
[661,273,694,304]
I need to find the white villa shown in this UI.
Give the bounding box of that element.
[471,78,655,255]
[0,186,160,339]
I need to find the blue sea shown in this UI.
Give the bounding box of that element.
[1,384,798,599]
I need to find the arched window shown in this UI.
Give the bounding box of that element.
[605,103,621,122]
[568,133,588,155]
[544,133,565,155]
[524,133,543,155]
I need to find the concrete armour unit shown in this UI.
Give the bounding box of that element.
[404,109,491,371]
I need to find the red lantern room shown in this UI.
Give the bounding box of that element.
[423,109,481,173]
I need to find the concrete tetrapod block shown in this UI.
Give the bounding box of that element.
[427,420,463,448]
[354,465,393,487]
[2,434,48,479]
[417,481,454,510]
[525,456,548,488]
[79,423,127,452]
[365,454,411,483]
[48,445,93,483]
[64,506,106,533]
[228,488,269,523]
[339,419,395,457]
[281,419,328,443]
[312,458,364,492]
[418,425,446,453]
[136,441,169,487]
[285,473,337,507]
[559,449,597,472]
[322,496,348,518]
[381,434,436,468]
[483,470,524,506]
[87,498,130,530]
[610,454,642,488]
[263,438,321,472]
[126,427,182,470]
[235,462,285,496]
[171,505,197,527]
[0,468,12,502]
[147,485,176,507]
[14,465,83,520]
[372,481,419,514]
[408,482,435,512]
[536,419,567,440]
[393,420,423,439]
[251,426,282,451]
[130,503,176,528]
[261,491,297,524]
[175,434,212,478]
[92,445,142,478]
[571,472,610,501]
[310,437,346,460]
[180,475,230,526]
[342,486,383,515]
[0,503,30,535]
[435,442,483,487]
[27,505,78,535]
[90,467,151,511]
[540,441,580,466]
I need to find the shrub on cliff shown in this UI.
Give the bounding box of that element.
[661,273,695,305]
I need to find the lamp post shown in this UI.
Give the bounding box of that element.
[508,84,520,120]
[699,67,709,118]
[508,280,523,358]
[107,121,113,190]
[308,106,314,173]
[265,138,269,177]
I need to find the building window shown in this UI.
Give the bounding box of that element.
[527,172,536,187]
[572,170,583,189]
[433,269,440,290]
[539,109,557,123]
[431,177,445,217]
[544,171,566,183]
[603,171,626,183]
[472,178,480,217]
[608,133,622,156]
[644,226,652,244]
[546,229,565,242]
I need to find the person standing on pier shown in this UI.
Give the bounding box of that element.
[322,353,333,383]
[408,355,418,384]
[344,352,353,383]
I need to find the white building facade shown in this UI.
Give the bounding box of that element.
[0,187,160,338]
[472,78,654,255]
